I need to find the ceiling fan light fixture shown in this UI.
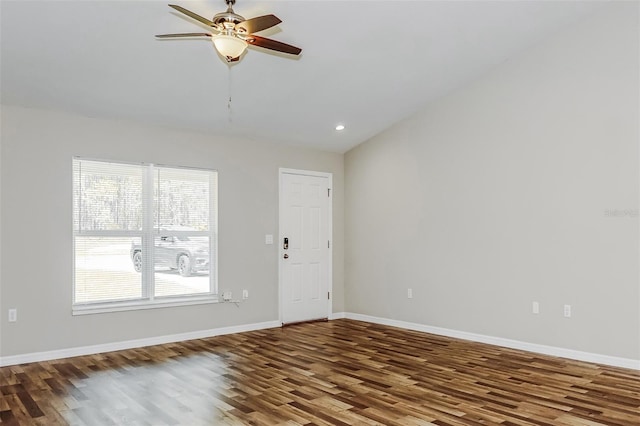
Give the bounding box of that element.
[212,35,248,61]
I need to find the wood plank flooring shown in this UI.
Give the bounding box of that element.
[0,319,638,425]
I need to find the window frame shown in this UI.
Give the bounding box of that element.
[72,157,218,315]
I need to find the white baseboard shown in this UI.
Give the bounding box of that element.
[345,313,640,371]
[0,320,280,367]
[3,315,637,371]
[329,311,346,320]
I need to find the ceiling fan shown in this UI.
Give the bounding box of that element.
[156,0,302,63]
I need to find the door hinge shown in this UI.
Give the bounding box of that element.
[328,292,330,300]
[327,188,331,197]
[328,240,330,248]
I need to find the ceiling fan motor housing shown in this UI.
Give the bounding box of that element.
[213,11,245,28]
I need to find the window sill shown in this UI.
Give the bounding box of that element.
[72,295,219,316]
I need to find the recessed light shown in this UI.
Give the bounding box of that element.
[335,124,345,131]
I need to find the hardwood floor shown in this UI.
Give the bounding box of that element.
[0,319,638,425]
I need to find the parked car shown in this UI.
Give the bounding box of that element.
[130,234,209,277]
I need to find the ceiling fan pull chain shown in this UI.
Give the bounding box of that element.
[227,65,233,123]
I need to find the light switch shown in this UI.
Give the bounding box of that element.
[265,234,274,245]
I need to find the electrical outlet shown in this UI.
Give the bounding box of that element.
[564,304,571,318]
[8,309,17,323]
[242,289,249,299]
[223,291,232,301]
[532,301,539,314]
[407,288,413,299]
[265,234,273,245]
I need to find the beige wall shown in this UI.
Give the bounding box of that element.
[0,106,344,356]
[345,4,639,360]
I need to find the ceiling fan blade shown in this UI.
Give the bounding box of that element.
[246,35,302,55]
[156,33,212,38]
[168,4,216,27]
[235,14,281,34]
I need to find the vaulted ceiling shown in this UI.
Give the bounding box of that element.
[1,1,606,153]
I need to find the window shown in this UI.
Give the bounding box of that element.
[72,158,218,313]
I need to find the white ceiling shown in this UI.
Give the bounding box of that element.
[1,0,607,153]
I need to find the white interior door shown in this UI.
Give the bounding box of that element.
[279,169,332,324]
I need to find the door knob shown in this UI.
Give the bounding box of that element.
[283,253,289,259]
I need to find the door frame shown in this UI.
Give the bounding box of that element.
[278,168,333,324]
